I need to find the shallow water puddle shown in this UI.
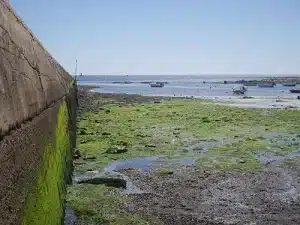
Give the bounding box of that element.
[256,148,300,165]
[105,155,196,171]
[64,208,77,225]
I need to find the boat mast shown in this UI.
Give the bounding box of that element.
[74,60,78,80]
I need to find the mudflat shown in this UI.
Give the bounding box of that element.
[66,86,300,225]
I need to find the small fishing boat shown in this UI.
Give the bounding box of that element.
[150,82,164,88]
[282,82,296,87]
[290,89,300,93]
[233,85,247,94]
[258,82,275,88]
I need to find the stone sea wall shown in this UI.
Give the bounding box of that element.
[0,1,76,224]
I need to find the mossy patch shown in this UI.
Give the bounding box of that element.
[22,103,71,225]
[67,184,157,225]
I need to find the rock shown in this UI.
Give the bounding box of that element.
[102,132,111,136]
[238,159,246,164]
[201,117,211,123]
[79,130,88,135]
[117,140,129,146]
[83,156,96,160]
[105,146,128,154]
[77,175,127,188]
[105,109,111,113]
[74,149,81,159]
[145,144,156,148]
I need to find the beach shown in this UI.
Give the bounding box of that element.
[66,85,300,225]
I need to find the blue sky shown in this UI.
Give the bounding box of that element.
[10,0,300,75]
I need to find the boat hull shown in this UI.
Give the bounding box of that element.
[283,83,296,87]
[290,89,300,93]
[233,90,246,94]
[150,85,164,88]
[150,82,164,88]
[233,86,247,94]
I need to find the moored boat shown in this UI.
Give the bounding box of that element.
[150,82,164,88]
[290,89,300,93]
[258,82,275,88]
[282,82,296,87]
[233,85,247,94]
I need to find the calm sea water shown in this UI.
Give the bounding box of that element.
[77,75,299,99]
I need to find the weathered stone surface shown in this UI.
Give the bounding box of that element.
[0,1,71,136]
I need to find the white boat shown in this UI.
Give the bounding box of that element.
[150,82,164,88]
[233,85,247,94]
[282,82,296,87]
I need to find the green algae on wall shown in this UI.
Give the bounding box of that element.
[22,102,72,225]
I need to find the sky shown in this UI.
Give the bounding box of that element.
[10,0,300,75]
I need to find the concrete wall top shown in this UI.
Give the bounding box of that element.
[0,0,72,135]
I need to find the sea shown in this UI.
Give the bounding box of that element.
[77,75,300,99]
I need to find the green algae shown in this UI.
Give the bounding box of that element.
[76,99,300,172]
[67,185,156,225]
[22,103,71,225]
[196,138,265,172]
[72,97,300,224]
[196,156,260,172]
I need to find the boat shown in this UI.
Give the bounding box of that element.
[258,82,275,88]
[290,89,300,93]
[282,82,296,87]
[150,82,164,88]
[233,85,247,94]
